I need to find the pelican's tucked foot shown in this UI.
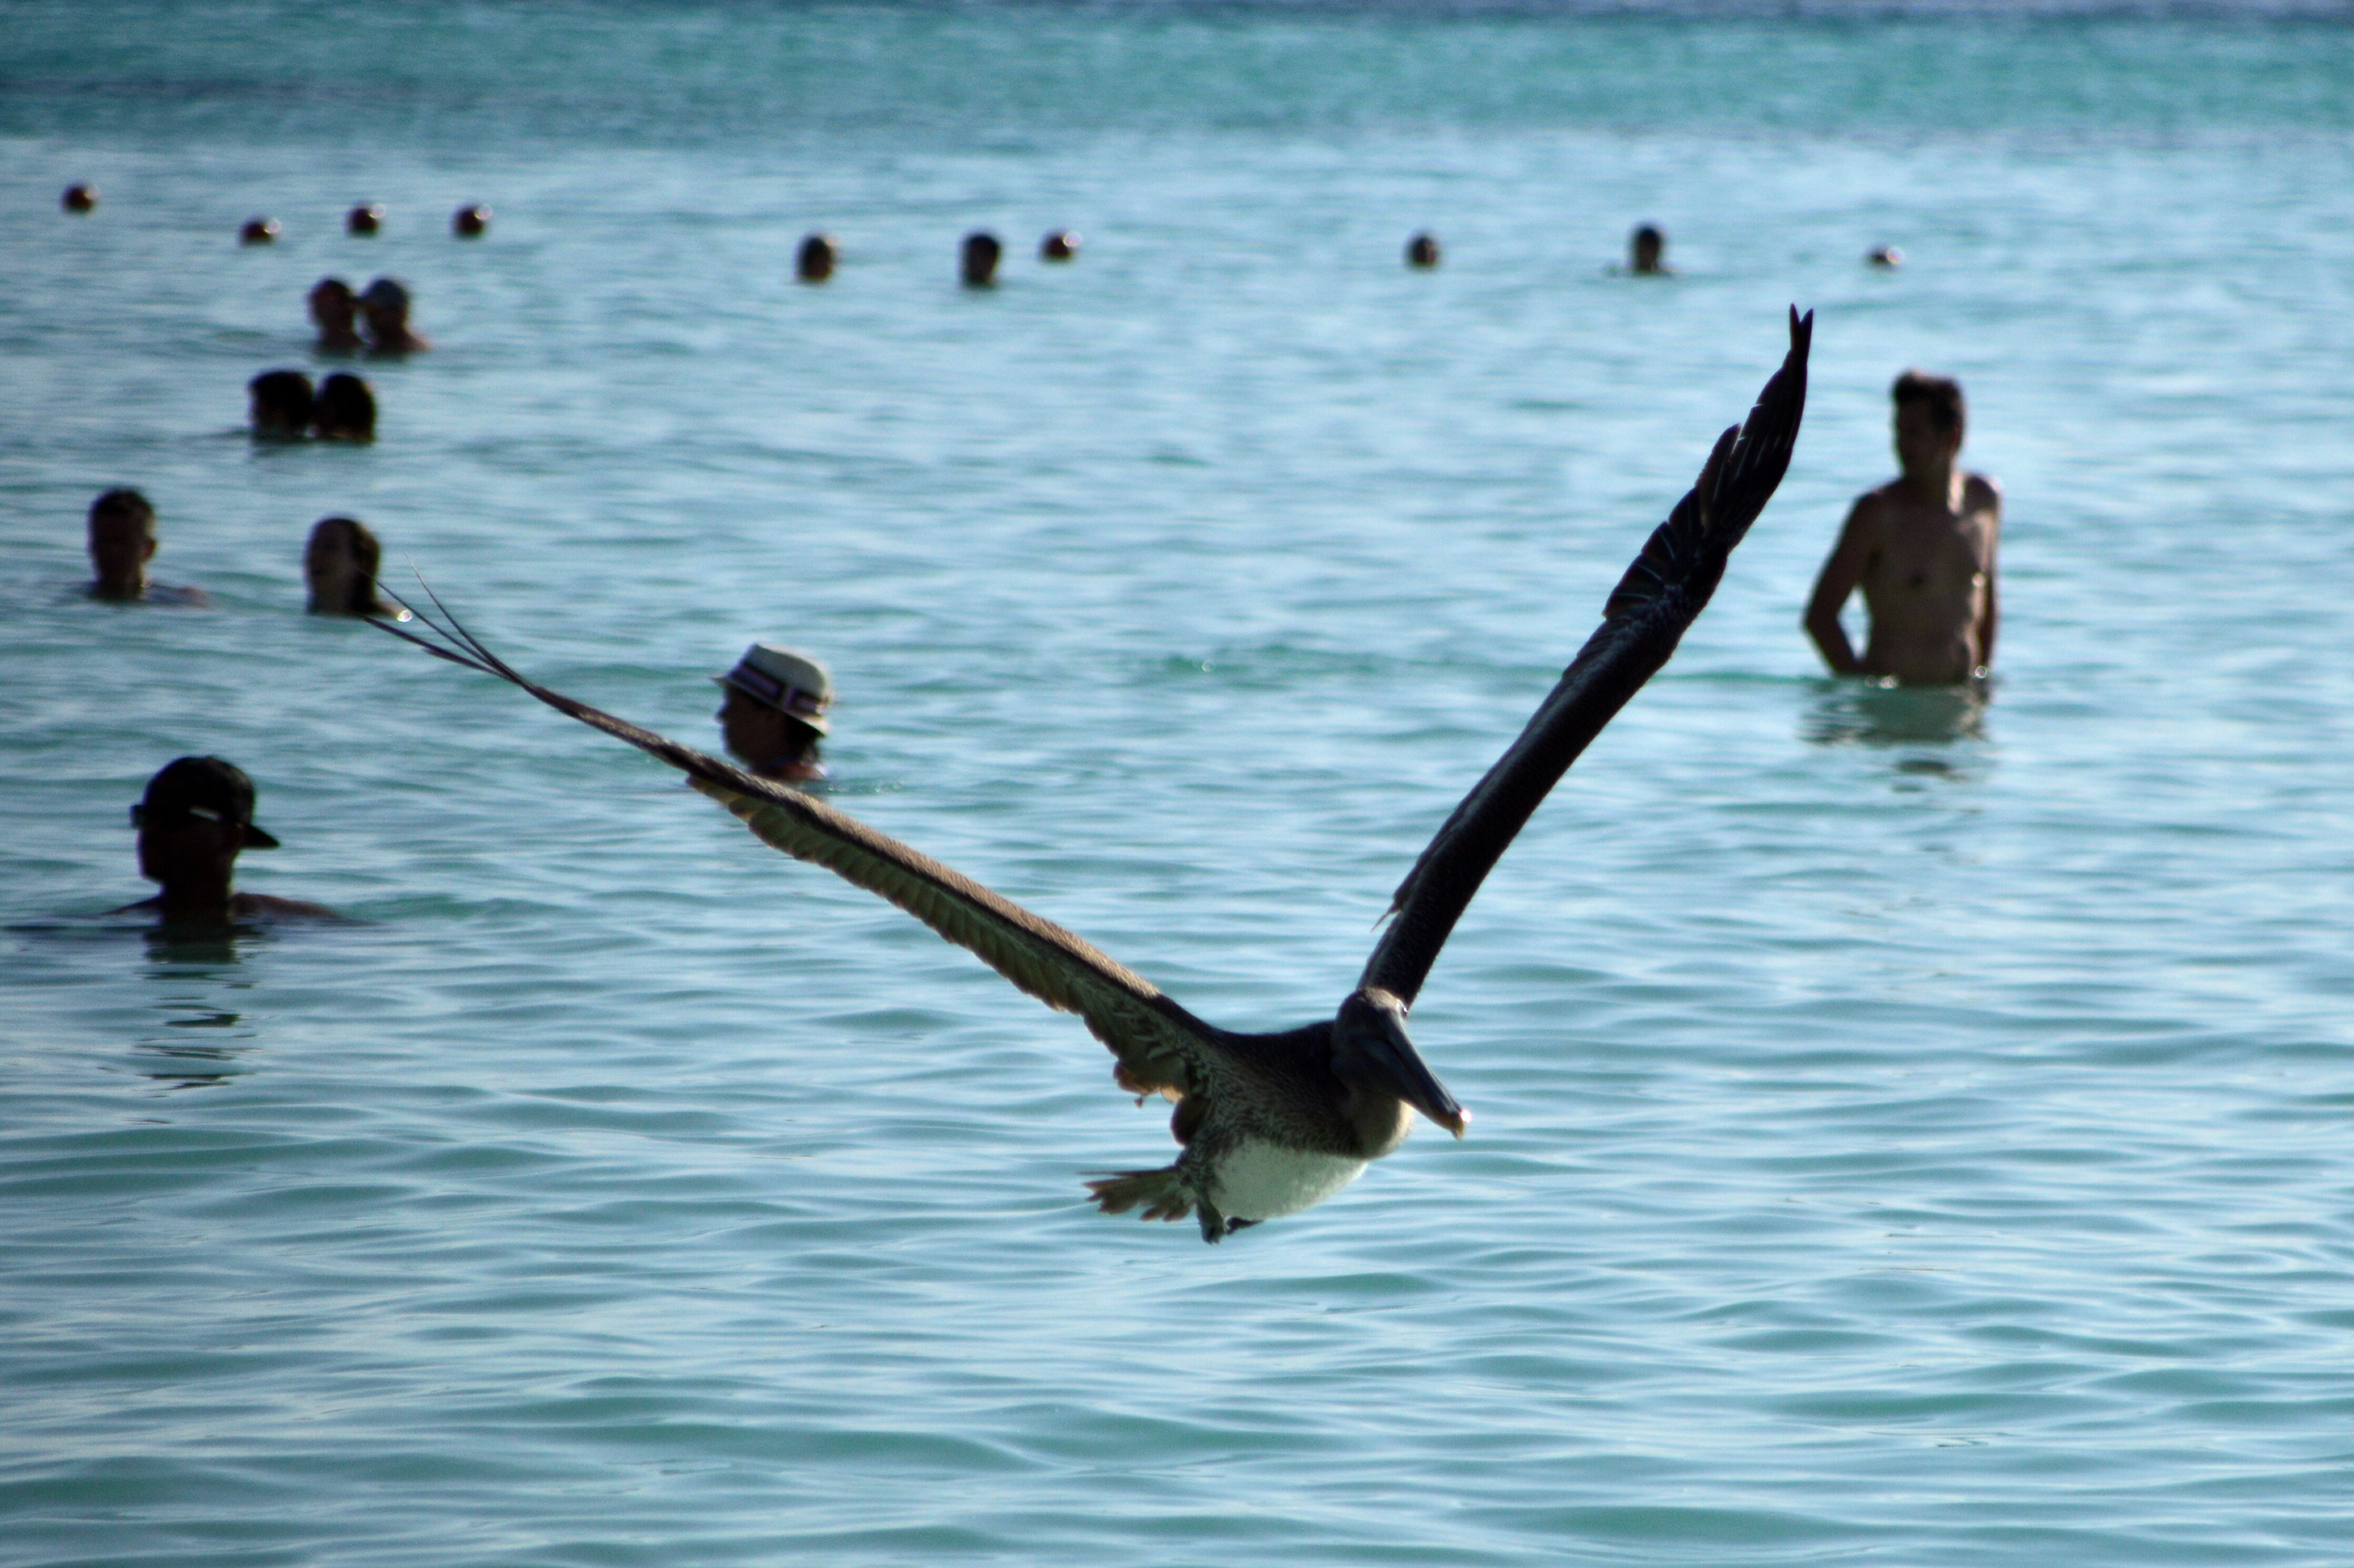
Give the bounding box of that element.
[1085,1167,1194,1225]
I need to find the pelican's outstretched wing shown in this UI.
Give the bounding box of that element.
[374,599,1216,1103]
[1359,307,1813,1007]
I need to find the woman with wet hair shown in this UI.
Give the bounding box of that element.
[313,373,376,441]
[249,369,315,439]
[304,515,391,616]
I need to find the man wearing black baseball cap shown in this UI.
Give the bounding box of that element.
[110,757,337,922]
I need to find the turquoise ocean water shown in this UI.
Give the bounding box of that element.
[6,4,2354,1562]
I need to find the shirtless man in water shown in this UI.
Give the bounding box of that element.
[110,757,338,924]
[1805,370,2000,686]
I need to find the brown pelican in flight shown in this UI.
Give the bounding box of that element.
[379,308,1811,1242]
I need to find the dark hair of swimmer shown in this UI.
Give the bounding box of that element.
[1892,369,1966,438]
[88,489,157,600]
[249,369,316,439]
[1631,224,1667,274]
[347,203,384,235]
[1405,231,1441,269]
[304,516,388,615]
[961,230,1002,287]
[63,184,97,213]
[1039,229,1080,262]
[314,373,377,441]
[452,204,490,237]
[240,216,280,245]
[797,232,838,283]
[1867,244,1904,269]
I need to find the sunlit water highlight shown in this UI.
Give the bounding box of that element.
[4,4,2353,1563]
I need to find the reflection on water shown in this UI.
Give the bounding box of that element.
[1803,678,1990,750]
[139,927,257,1087]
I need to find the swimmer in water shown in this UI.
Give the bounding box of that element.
[1405,231,1441,269]
[249,369,315,439]
[347,203,384,235]
[109,757,338,923]
[1040,229,1080,262]
[240,216,280,245]
[313,373,376,441]
[1624,224,1672,276]
[714,642,833,783]
[452,204,490,238]
[87,489,208,606]
[798,232,838,283]
[1804,370,2001,687]
[304,516,395,616]
[359,278,430,354]
[309,277,363,353]
[961,231,1002,288]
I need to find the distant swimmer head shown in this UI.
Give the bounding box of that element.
[1630,224,1668,275]
[1405,231,1441,270]
[313,372,376,441]
[240,216,280,245]
[87,488,158,600]
[1891,369,1966,474]
[304,515,388,615]
[63,183,97,213]
[309,276,362,352]
[346,203,384,235]
[715,642,833,781]
[248,368,316,439]
[1868,244,1904,269]
[451,204,490,238]
[358,277,426,353]
[1039,229,1080,262]
[961,230,1002,288]
[797,232,839,283]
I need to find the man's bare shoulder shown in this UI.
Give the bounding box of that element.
[231,892,345,922]
[103,893,345,923]
[1962,471,2002,513]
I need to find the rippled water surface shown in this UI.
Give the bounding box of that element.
[6,4,2354,1564]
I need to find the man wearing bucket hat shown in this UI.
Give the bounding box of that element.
[110,757,338,921]
[714,643,833,783]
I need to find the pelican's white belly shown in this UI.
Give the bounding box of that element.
[1210,1142,1367,1221]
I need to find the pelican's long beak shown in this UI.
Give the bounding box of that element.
[1338,989,1470,1138]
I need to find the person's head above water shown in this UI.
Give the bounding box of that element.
[313,373,376,440]
[87,488,157,600]
[452,204,490,238]
[1039,229,1080,262]
[1630,224,1669,274]
[714,642,833,781]
[1405,231,1441,269]
[347,203,384,235]
[798,232,838,283]
[358,277,429,353]
[240,216,280,246]
[309,277,361,352]
[115,756,336,922]
[305,515,387,615]
[131,756,278,906]
[63,183,97,214]
[1891,369,1966,481]
[249,369,315,439]
[961,230,1002,288]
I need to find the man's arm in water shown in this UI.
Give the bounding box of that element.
[1804,498,1876,676]
[1970,477,2002,672]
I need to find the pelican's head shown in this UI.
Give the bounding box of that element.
[1334,987,1468,1141]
